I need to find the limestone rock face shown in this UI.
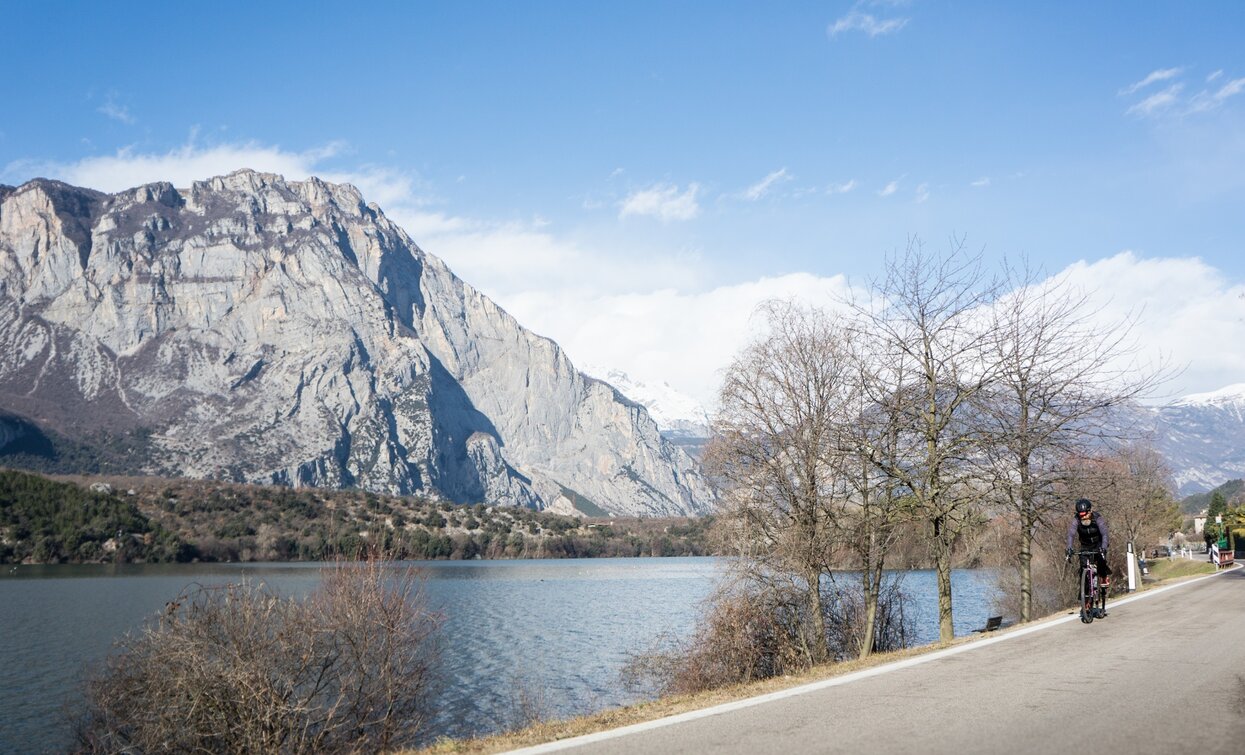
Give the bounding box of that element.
[0,171,713,516]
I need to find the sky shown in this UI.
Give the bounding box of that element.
[3,1,1245,408]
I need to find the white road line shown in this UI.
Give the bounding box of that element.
[503,566,1237,754]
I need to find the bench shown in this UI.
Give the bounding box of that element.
[975,615,1003,633]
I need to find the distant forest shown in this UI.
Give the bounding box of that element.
[0,470,188,563]
[1181,479,1244,514]
[0,468,715,565]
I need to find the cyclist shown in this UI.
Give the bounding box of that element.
[1065,498,1111,618]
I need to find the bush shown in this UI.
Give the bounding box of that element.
[821,575,912,658]
[624,583,807,696]
[75,557,441,754]
[995,549,1075,620]
[625,576,912,697]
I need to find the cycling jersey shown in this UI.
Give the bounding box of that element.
[1067,510,1109,552]
[1067,510,1112,578]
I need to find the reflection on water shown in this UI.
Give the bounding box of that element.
[0,558,999,752]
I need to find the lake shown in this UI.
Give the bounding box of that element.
[0,558,1001,752]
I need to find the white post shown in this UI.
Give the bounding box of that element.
[1126,541,1137,592]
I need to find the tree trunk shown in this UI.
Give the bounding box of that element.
[806,567,828,663]
[859,558,883,659]
[1019,506,1035,622]
[933,515,955,644]
[1016,408,1033,623]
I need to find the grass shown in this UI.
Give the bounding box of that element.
[1143,555,1217,581]
[407,559,1229,755]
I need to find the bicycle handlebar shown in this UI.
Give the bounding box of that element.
[1066,549,1104,566]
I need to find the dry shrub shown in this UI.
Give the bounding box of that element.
[75,557,440,754]
[624,576,911,697]
[623,583,806,697]
[993,540,1078,619]
[822,576,912,658]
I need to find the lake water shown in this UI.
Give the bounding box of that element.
[0,558,1000,752]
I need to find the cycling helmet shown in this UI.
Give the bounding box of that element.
[1075,498,1093,515]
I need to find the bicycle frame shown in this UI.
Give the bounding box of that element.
[1074,550,1104,624]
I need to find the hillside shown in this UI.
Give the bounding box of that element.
[1179,478,1244,515]
[0,469,714,564]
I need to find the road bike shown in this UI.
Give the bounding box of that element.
[1070,549,1108,624]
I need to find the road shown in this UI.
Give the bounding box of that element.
[513,568,1245,755]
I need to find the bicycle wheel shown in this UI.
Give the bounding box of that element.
[1080,565,1094,624]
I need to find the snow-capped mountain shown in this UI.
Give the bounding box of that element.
[1150,384,1245,495]
[581,365,711,441]
[1168,383,1245,412]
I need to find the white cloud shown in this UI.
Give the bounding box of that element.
[827,179,857,194]
[1126,83,1184,117]
[416,217,704,305]
[970,177,991,188]
[501,273,857,407]
[3,140,436,233]
[828,10,909,38]
[1119,67,1184,96]
[525,252,1245,410]
[398,210,468,238]
[6,140,344,193]
[915,182,930,203]
[1187,78,1245,114]
[618,182,701,222]
[743,168,793,200]
[529,251,1245,410]
[1121,67,1245,118]
[877,179,900,197]
[1054,252,1245,401]
[97,100,135,125]
[1214,77,1245,102]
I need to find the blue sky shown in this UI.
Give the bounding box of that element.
[4,1,1245,405]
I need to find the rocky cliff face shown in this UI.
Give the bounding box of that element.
[0,171,713,516]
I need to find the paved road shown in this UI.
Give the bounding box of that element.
[516,568,1245,755]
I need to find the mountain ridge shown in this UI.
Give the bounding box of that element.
[0,170,713,516]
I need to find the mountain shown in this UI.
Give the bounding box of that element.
[0,171,713,517]
[581,366,712,456]
[1149,384,1245,496]
[580,365,711,438]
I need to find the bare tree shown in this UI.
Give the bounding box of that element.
[706,300,855,664]
[835,342,913,657]
[847,239,1001,644]
[981,262,1166,621]
[76,556,440,754]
